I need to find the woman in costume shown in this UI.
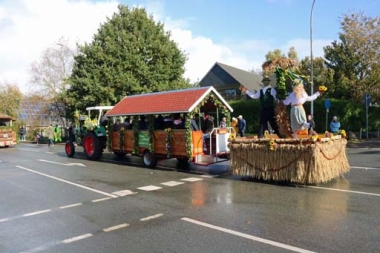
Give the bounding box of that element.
[282,79,324,138]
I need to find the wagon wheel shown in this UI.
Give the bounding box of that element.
[142,150,157,168]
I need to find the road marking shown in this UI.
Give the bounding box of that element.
[351,166,380,171]
[17,148,40,152]
[140,213,164,221]
[92,197,112,203]
[181,177,203,182]
[20,213,162,252]
[137,185,162,191]
[23,209,51,217]
[103,223,129,232]
[0,218,9,222]
[181,218,316,253]
[161,181,184,187]
[59,203,83,209]
[201,175,218,178]
[306,186,380,197]
[62,233,93,244]
[38,159,87,167]
[15,165,118,198]
[112,190,138,196]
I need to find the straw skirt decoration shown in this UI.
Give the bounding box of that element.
[229,136,349,185]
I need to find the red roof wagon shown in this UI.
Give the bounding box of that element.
[106,86,235,168]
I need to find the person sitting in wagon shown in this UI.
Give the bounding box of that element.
[202,114,215,151]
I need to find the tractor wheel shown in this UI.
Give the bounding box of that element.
[65,141,75,157]
[83,132,103,160]
[142,150,157,168]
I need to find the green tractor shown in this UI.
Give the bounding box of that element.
[65,106,113,160]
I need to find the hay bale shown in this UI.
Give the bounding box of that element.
[229,137,350,184]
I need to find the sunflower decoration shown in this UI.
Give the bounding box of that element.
[339,129,347,138]
[310,134,319,142]
[268,139,276,151]
[318,85,328,92]
[229,132,236,141]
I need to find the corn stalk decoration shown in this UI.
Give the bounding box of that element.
[262,58,311,137]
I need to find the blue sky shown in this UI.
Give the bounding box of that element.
[0,0,379,91]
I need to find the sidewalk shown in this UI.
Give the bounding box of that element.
[347,140,380,148]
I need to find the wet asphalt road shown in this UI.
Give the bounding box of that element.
[0,143,379,253]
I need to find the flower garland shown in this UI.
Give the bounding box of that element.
[148,115,154,153]
[165,127,172,158]
[184,114,193,159]
[119,126,125,151]
[107,120,112,151]
[132,116,139,154]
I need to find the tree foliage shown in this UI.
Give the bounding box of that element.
[67,5,191,114]
[0,83,23,118]
[324,12,380,103]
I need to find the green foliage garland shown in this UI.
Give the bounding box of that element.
[119,126,125,151]
[133,116,139,154]
[165,127,172,158]
[148,115,154,153]
[184,113,192,158]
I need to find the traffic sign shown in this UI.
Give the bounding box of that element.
[364,93,371,108]
[324,99,331,109]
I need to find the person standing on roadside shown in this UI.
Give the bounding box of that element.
[237,115,246,137]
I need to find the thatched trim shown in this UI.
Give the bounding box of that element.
[262,58,298,73]
[229,137,349,185]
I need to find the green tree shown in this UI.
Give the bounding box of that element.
[297,56,334,95]
[0,83,23,118]
[67,5,191,114]
[324,12,380,103]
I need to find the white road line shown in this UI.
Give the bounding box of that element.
[62,233,93,244]
[23,209,51,217]
[306,186,380,197]
[182,218,316,253]
[181,177,203,182]
[112,190,138,196]
[17,148,40,152]
[351,166,380,171]
[103,223,129,232]
[0,218,9,222]
[38,159,86,167]
[137,185,162,191]
[161,181,184,187]
[201,175,218,178]
[92,197,112,203]
[59,203,83,209]
[140,213,164,221]
[15,165,118,198]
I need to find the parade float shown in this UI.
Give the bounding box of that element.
[228,58,350,185]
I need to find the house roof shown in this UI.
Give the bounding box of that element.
[106,86,233,117]
[0,114,16,120]
[199,62,277,92]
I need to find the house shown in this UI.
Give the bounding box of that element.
[199,62,276,100]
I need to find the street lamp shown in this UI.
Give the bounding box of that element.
[310,0,316,115]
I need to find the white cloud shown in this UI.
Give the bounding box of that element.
[0,0,332,93]
[0,0,118,90]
